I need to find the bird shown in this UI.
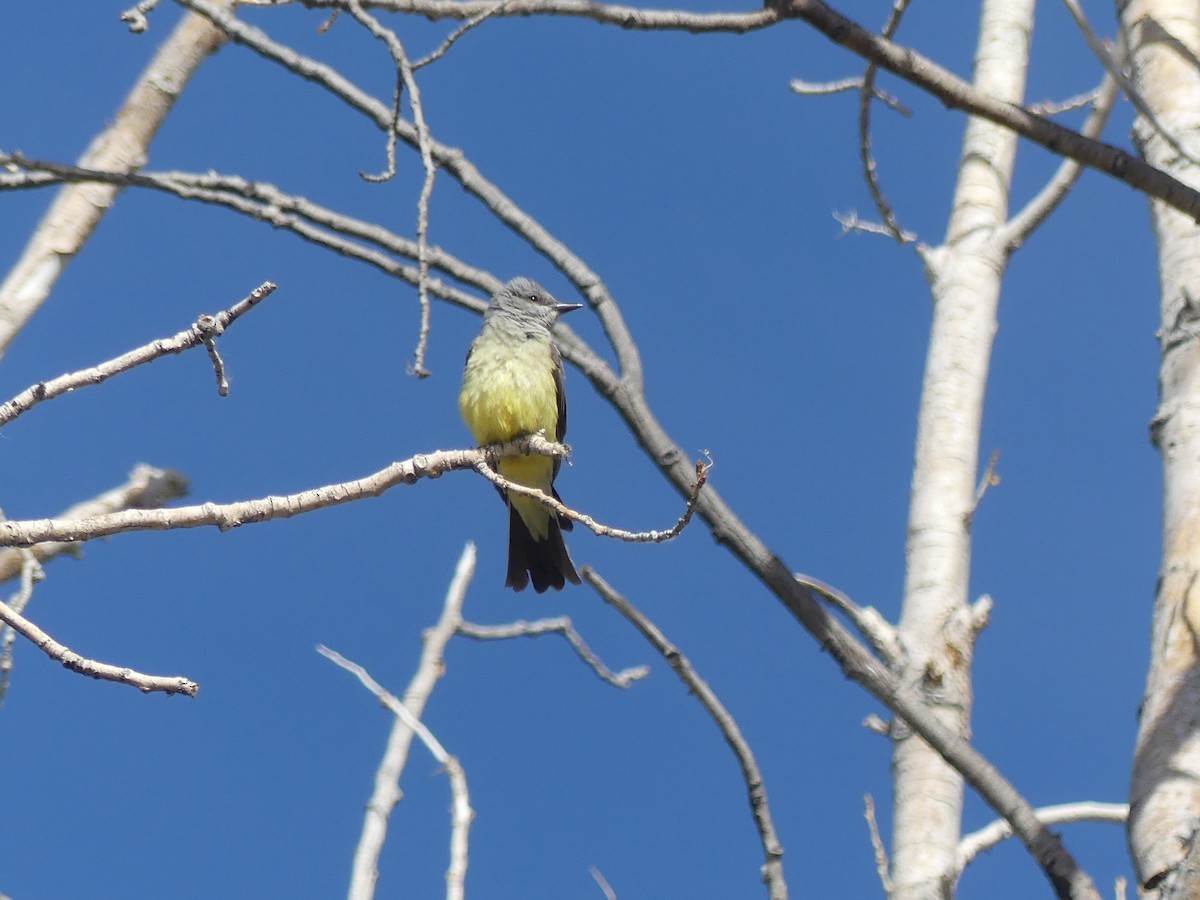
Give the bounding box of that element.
[459,277,583,592]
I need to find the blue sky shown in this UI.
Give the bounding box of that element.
[2,1,1154,897]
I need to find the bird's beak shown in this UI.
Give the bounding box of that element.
[556,302,584,315]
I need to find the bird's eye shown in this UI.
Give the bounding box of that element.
[528,293,539,303]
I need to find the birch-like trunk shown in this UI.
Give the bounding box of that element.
[889,1,1033,896]
[0,4,231,359]
[1120,2,1200,895]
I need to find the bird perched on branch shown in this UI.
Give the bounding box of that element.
[459,277,583,592]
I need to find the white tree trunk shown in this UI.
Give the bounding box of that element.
[890,1,1033,896]
[1120,1,1200,895]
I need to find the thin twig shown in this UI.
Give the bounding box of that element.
[0,550,43,704]
[343,0,437,377]
[584,568,787,900]
[863,794,892,893]
[120,0,162,31]
[788,77,911,115]
[0,595,197,695]
[966,448,1001,525]
[832,209,911,240]
[200,324,231,395]
[326,542,476,900]
[361,71,404,182]
[856,0,916,245]
[457,617,649,688]
[473,453,708,543]
[1028,88,1102,116]
[0,282,276,428]
[413,0,511,68]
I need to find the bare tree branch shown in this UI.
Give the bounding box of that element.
[1002,71,1121,251]
[885,0,1033,892]
[856,0,917,245]
[1028,88,1103,116]
[328,543,476,900]
[955,802,1128,880]
[473,454,708,543]
[863,794,893,893]
[0,282,276,429]
[120,0,164,32]
[294,0,777,31]
[0,435,692,549]
[789,77,911,115]
[0,593,198,696]
[583,568,788,900]
[457,617,650,688]
[564,334,1100,896]
[413,0,512,68]
[0,439,532,548]
[831,209,908,240]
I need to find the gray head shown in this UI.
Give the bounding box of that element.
[485,277,582,330]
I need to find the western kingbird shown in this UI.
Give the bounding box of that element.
[459,277,583,592]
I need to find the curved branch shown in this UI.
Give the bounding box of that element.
[0,594,198,696]
[856,0,916,245]
[955,801,1128,879]
[0,157,497,312]
[584,568,788,900]
[457,617,650,688]
[473,454,708,542]
[1001,71,1121,250]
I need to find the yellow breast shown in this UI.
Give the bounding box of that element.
[459,336,558,446]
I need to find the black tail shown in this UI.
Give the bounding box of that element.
[505,503,581,593]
